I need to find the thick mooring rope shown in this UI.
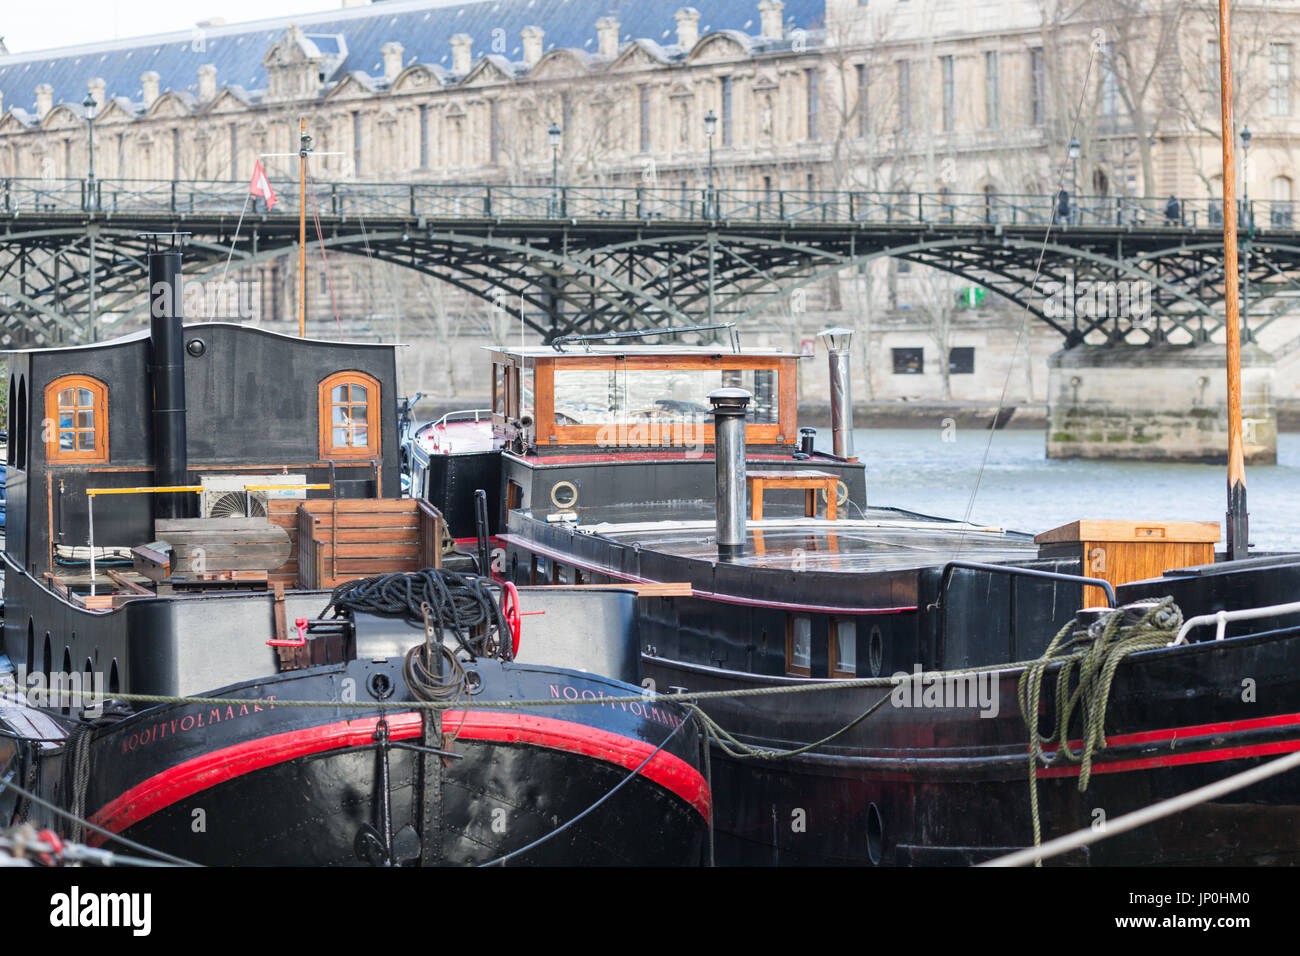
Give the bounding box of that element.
[322,569,511,662]
[1017,597,1183,863]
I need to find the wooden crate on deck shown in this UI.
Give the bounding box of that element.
[296,498,443,590]
[1035,519,1220,607]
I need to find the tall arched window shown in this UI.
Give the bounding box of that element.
[1272,175,1294,228]
[44,374,109,464]
[318,370,380,460]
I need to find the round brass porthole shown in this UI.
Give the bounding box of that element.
[550,480,578,510]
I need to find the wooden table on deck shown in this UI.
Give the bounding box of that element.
[746,470,839,521]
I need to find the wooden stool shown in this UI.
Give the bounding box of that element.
[746,470,839,521]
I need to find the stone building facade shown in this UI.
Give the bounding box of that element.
[1,0,1298,408]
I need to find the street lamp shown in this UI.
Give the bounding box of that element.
[83,92,98,210]
[704,110,717,219]
[83,91,99,341]
[1240,125,1252,213]
[1067,138,1080,222]
[548,122,561,216]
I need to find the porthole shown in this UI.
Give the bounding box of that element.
[868,625,883,677]
[550,480,578,510]
[820,480,850,508]
[866,802,884,865]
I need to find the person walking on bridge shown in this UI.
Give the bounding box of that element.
[1164,195,1182,226]
[1056,188,1072,226]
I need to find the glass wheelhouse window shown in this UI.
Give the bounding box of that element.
[551,368,780,426]
[45,374,108,464]
[319,371,380,460]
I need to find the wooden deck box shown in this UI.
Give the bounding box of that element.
[1035,519,1221,607]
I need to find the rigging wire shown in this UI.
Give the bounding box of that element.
[478,713,695,867]
[211,192,252,318]
[305,168,345,339]
[0,773,200,867]
[951,39,1106,559]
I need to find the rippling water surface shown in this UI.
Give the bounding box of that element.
[820,427,1300,553]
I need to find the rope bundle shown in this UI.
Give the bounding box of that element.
[1017,596,1183,859]
[321,569,511,663]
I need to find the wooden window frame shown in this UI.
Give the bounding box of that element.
[786,614,812,677]
[830,618,857,679]
[318,370,381,461]
[45,374,109,465]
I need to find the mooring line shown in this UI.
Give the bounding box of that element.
[982,745,1300,867]
[40,651,1074,713]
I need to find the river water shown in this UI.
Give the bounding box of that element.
[825,427,1300,553]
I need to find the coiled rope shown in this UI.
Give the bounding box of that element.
[1017,597,1183,862]
[322,569,512,662]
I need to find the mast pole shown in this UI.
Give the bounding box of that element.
[1218,0,1249,559]
[298,116,308,339]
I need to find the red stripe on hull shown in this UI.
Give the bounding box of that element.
[1036,737,1300,779]
[1034,710,1300,778]
[88,709,708,847]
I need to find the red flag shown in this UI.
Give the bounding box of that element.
[249,159,277,210]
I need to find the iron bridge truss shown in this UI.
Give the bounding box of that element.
[1,177,1297,348]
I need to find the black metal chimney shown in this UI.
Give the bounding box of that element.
[147,235,191,519]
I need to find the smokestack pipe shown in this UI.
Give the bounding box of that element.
[148,237,191,519]
[818,327,855,458]
[709,387,751,560]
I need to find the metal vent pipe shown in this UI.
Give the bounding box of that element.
[818,327,855,459]
[709,387,751,560]
[147,236,191,519]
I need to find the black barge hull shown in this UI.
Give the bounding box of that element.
[647,623,1300,866]
[9,658,709,866]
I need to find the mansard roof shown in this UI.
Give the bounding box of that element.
[0,0,825,114]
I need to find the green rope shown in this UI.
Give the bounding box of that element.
[1017,597,1183,864]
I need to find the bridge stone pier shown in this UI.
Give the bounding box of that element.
[1047,343,1277,464]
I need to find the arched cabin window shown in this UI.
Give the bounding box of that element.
[44,375,109,464]
[14,376,27,470]
[6,375,15,467]
[318,370,380,460]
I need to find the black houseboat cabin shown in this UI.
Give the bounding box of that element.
[413,335,1300,866]
[4,321,402,697]
[0,250,708,866]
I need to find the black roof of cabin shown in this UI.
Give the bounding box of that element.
[4,322,400,572]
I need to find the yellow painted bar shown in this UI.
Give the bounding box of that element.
[86,485,205,497]
[241,483,332,491]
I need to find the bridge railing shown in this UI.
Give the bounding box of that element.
[1,177,1295,232]
[1,178,86,214]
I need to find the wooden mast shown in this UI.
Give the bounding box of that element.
[1218,0,1249,559]
[298,116,308,339]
